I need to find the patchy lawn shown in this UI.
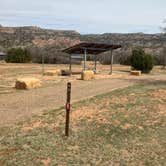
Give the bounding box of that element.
[0,82,166,165]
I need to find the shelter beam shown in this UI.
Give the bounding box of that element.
[81,47,109,51]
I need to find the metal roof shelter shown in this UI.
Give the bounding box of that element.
[63,42,122,74]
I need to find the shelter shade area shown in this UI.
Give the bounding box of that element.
[63,42,122,74]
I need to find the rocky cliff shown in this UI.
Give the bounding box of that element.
[0,26,80,49]
[0,25,165,64]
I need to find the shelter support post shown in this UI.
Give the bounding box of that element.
[110,49,113,75]
[83,49,87,70]
[94,54,97,74]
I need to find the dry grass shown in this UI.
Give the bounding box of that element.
[0,82,166,165]
[0,62,165,94]
[0,63,80,93]
[0,62,166,94]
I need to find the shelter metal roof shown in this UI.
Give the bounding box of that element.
[62,42,122,55]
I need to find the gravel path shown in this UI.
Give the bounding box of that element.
[0,78,134,126]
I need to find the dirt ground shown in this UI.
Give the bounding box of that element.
[0,62,166,126]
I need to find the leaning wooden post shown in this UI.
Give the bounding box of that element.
[110,49,113,75]
[65,82,71,136]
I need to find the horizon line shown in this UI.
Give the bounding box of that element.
[0,24,163,35]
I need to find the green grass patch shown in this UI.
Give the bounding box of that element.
[0,82,166,165]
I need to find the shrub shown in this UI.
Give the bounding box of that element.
[5,48,31,63]
[131,48,154,73]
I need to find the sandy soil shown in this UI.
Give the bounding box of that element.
[0,63,165,126]
[0,78,134,126]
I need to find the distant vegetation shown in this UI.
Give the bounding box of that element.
[0,26,166,65]
[131,48,154,73]
[5,48,31,63]
[161,46,166,68]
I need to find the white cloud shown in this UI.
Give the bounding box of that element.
[0,0,166,33]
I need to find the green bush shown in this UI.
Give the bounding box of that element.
[131,48,154,73]
[5,48,31,63]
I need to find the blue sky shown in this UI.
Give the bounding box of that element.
[0,0,166,34]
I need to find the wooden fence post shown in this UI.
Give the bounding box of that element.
[65,82,71,136]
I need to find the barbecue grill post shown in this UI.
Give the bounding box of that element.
[83,49,87,70]
[110,49,113,75]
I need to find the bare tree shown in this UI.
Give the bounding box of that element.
[161,19,166,33]
[161,45,166,68]
[161,19,166,68]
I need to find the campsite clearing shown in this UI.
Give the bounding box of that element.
[0,62,166,126]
